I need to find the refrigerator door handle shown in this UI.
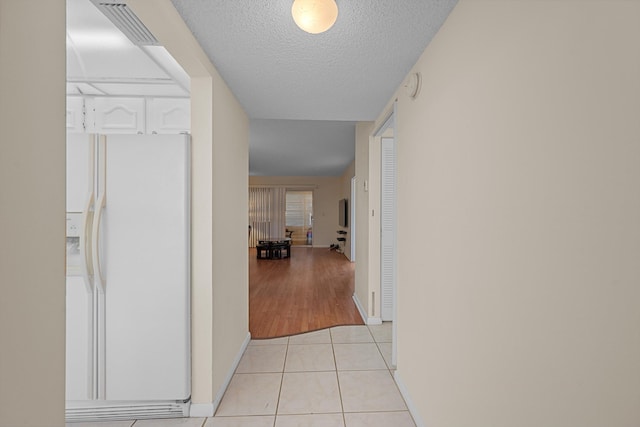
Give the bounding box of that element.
[92,135,107,294]
[80,191,95,293]
[92,191,106,294]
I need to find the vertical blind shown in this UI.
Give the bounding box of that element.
[248,187,286,247]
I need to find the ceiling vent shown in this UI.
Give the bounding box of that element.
[90,1,158,46]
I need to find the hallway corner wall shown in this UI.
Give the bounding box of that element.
[0,1,66,426]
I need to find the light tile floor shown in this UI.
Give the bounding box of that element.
[68,323,415,427]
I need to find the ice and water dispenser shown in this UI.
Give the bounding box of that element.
[66,213,82,276]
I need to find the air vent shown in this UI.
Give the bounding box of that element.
[90,1,158,46]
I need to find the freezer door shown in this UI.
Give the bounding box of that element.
[100,134,190,401]
[66,133,91,213]
[66,277,94,400]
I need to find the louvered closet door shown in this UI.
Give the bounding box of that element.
[381,137,396,321]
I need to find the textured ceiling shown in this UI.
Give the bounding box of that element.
[69,0,458,176]
[170,0,458,176]
[171,0,457,121]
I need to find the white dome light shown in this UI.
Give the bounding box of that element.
[291,0,338,34]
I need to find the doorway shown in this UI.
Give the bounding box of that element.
[373,106,398,367]
[350,176,357,261]
[285,190,313,246]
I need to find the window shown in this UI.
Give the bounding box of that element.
[285,191,313,245]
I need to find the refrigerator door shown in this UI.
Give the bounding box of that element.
[66,133,92,212]
[66,275,94,401]
[66,133,95,401]
[99,134,190,401]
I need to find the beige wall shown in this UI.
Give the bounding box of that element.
[130,0,249,408]
[249,176,343,247]
[389,1,640,426]
[339,161,355,260]
[211,70,249,398]
[189,77,215,404]
[0,1,66,426]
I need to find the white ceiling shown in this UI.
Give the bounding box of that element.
[67,0,458,176]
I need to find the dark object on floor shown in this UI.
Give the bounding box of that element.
[257,238,292,259]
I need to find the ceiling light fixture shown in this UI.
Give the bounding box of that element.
[291,0,338,34]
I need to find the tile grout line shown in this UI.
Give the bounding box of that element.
[220,328,389,425]
[329,327,349,427]
[89,328,408,426]
[329,329,347,426]
[374,339,392,372]
[271,336,289,427]
[370,322,394,372]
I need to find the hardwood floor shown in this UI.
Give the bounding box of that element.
[249,247,364,339]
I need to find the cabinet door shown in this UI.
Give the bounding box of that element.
[66,97,85,133]
[93,97,145,134]
[147,98,190,134]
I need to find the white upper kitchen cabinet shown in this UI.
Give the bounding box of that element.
[78,97,190,134]
[89,97,146,134]
[147,98,190,134]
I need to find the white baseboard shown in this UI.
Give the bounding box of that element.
[190,332,251,418]
[352,294,382,325]
[213,332,251,411]
[394,371,425,427]
[352,294,367,323]
[189,403,214,418]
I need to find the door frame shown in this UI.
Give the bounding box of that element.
[373,104,398,367]
[350,176,357,261]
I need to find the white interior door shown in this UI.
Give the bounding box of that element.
[380,137,396,322]
[101,134,190,401]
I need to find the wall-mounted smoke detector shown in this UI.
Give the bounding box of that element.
[90,0,158,46]
[404,72,421,99]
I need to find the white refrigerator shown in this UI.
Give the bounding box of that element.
[65,133,190,421]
